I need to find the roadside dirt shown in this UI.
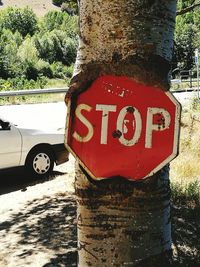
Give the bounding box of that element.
[0,155,77,267]
[0,0,60,17]
[0,154,199,267]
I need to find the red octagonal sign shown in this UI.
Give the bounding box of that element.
[65,76,181,181]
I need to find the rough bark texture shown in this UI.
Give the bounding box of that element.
[76,165,171,266]
[66,0,176,102]
[68,0,177,266]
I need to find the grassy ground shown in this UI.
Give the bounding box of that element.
[169,97,200,265]
[170,100,200,202]
[0,78,68,105]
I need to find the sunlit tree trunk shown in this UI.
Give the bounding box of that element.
[66,1,177,266]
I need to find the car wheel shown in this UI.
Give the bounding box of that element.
[26,146,54,177]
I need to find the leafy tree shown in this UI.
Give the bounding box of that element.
[41,10,65,31]
[35,60,53,78]
[33,30,77,65]
[172,2,200,73]
[0,7,38,37]
[41,10,78,38]
[0,29,23,78]
[17,37,40,79]
[173,14,196,71]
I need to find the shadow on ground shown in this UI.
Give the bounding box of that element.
[172,200,200,267]
[0,187,199,266]
[0,193,77,266]
[0,168,65,195]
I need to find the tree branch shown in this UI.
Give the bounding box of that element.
[176,1,200,15]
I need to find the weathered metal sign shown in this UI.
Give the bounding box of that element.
[65,75,181,181]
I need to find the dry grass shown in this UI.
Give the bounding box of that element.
[170,102,200,201]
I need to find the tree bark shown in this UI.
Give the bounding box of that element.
[67,0,177,266]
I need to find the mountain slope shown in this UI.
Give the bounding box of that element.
[0,0,60,17]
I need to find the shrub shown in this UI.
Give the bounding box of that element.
[18,37,39,64]
[65,64,74,78]
[35,60,53,78]
[0,29,23,78]
[17,37,41,80]
[34,30,77,65]
[0,7,38,37]
[33,31,60,63]
[50,61,66,78]
[0,76,48,91]
[61,37,77,65]
[41,10,78,38]
[42,11,65,32]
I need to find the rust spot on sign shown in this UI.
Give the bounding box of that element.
[126,106,135,113]
[157,113,166,130]
[112,130,122,138]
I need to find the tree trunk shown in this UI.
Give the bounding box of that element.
[67,0,177,266]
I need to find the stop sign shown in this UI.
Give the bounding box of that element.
[65,75,181,181]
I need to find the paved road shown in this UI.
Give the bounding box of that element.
[0,90,197,128]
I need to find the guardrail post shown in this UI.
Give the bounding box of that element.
[189,70,192,88]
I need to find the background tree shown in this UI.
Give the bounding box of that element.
[0,7,78,89]
[176,0,200,15]
[172,0,200,75]
[0,7,38,37]
[66,0,177,266]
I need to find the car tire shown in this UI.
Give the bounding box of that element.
[25,146,54,178]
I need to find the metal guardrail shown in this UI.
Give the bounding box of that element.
[0,86,199,98]
[0,88,68,97]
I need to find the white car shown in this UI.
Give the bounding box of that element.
[0,117,69,177]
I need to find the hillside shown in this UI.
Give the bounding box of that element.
[0,0,60,17]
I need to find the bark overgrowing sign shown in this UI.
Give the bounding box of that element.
[65,75,181,180]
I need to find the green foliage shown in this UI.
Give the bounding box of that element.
[0,76,48,91]
[41,10,78,38]
[33,30,77,65]
[172,6,200,73]
[41,10,66,31]
[0,7,77,84]
[50,61,73,78]
[0,7,38,37]
[0,29,23,78]
[17,37,40,80]
[35,60,53,78]
[171,180,200,204]
[173,17,196,70]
